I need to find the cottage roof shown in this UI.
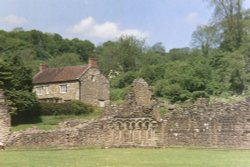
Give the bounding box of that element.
[33,65,89,84]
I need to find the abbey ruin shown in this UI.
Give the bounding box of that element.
[1,79,250,148]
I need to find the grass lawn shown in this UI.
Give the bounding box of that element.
[1,148,250,167]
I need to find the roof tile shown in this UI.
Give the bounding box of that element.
[33,65,89,84]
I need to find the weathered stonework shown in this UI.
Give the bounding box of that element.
[0,90,10,144]
[5,79,250,149]
[34,81,80,102]
[103,79,161,147]
[7,78,160,148]
[162,98,250,148]
[105,79,159,118]
[80,68,110,107]
[7,120,109,148]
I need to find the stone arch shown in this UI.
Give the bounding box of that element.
[144,121,150,130]
[131,122,136,130]
[137,121,143,130]
[126,121,131,130]
[116,121,123,130]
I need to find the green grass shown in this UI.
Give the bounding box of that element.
[11,110,101,131]
[1,148,250,167]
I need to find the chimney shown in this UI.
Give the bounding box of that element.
[39,64,48,72]
[88,57,97,67]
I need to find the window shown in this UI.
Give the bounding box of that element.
[60,84,67,93]
[91,75,96,82]
[36,87,43,95]
[44,86,49,94]
[99,100,105,107]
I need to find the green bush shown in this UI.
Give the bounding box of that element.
[5,90,41,125]
[191,91,209,101]
[110,87,129,102]
[40,101,94,116]
[111,71,138,88]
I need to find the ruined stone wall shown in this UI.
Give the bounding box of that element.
[7,78,161,148]
[161,98,250,148]
[104,78,162,147]
[0,90,10,144]
[5,79,250,149]
[106,78,160,120]
[7,118,161,148]
[7,120,110,148]
[107,118,161,147]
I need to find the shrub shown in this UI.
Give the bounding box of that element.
[191,91,209,101]
[110,87,129,102]
[40,101,94,116]
[5,90,41,125]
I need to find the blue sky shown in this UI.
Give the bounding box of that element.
[0,0,250,50]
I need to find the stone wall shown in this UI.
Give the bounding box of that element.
[5,79,250,149]
[103,79,161,147]
[0,90,10,144]
[7,78,160,148]
[7,118,160,148]
[80,68,110,107]
[7,120,110,148]
[34,81,80,102]
[103,79,160,120]
[162,98,250,148]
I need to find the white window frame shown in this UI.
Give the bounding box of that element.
[59,84,67,93]
[44,85,49,94]
[36,86,43,96]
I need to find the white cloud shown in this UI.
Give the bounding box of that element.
[0,15,27,25]
[185,12,199,24]
[68,17,148,40]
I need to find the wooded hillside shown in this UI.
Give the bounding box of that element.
[1,0,250,123]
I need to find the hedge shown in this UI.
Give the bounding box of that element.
[39,101,94,115]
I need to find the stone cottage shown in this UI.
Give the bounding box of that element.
[32,58,109,107]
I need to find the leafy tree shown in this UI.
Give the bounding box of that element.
[191,25,221,56]
[140,51,168,66]
[167,47,192,61]
[0,60,12,88]
[111,71,138,89]
[47,53,83,67]
[71,39,95,62]
[97,36,144,75]
[230,69,245,94]
[0,57,40,124]
[206,0,245,51]
[139,65,166,85]
[149,42,166,55]
[5,89,40,124]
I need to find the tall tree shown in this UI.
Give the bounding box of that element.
[0,60,12,88]
[96,36,144,75]
[0,57,40,124]
[191,25,221,56]
[206,0,245,51]
[71,39,95,62]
